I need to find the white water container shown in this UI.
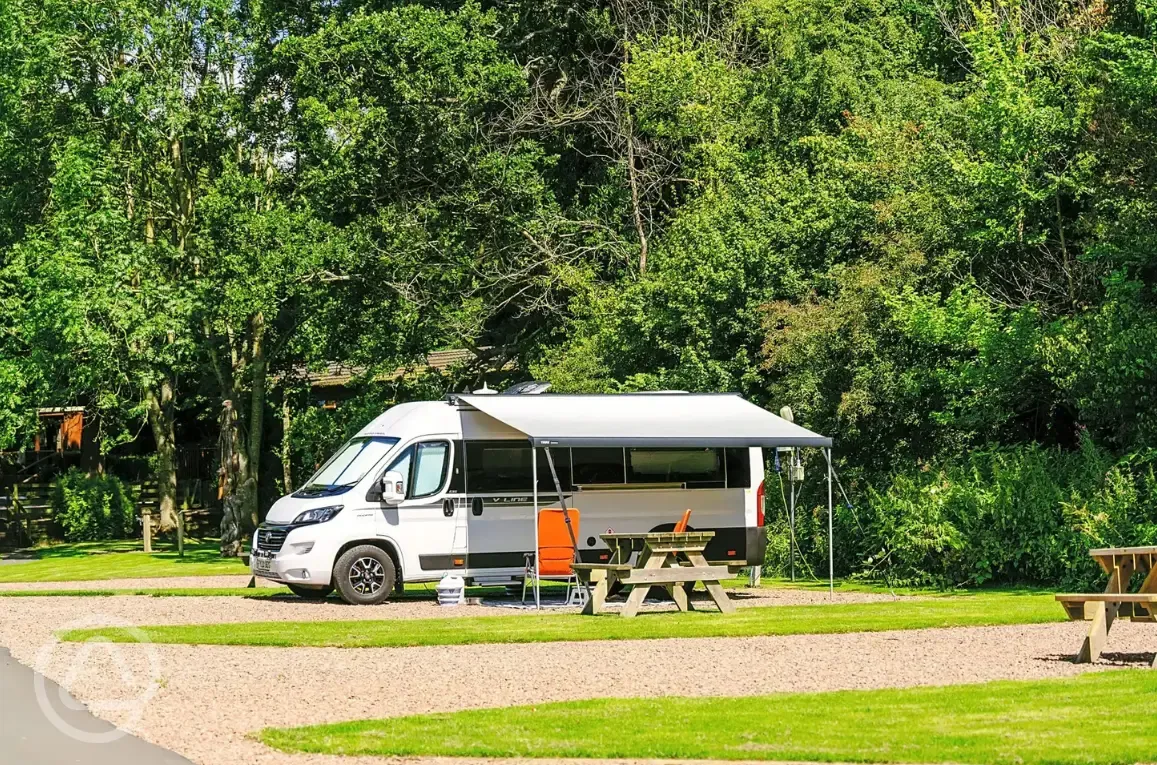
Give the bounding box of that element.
[435,574,466,606]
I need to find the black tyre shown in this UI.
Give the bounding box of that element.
[333,545,396,605]
[287,583,334,600]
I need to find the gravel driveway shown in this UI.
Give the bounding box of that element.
[1,592,1152,765]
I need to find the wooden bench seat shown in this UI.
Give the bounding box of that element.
[710,560,747,575]
[1057,593,1157,628]
[1055,593,1157,603]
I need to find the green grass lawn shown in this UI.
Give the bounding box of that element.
[0,583,551,599]
[258,670,1157,764]
[62,591,1063,648]
[0,586,288,597]
[0,540,249,582]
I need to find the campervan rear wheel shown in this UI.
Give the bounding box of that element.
[287,584,334,600]
[334,545,396,605]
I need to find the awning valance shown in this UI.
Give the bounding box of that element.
[453,393,831,448]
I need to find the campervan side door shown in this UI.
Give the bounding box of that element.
[375,438,465,581]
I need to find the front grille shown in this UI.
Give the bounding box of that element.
[256,526,288,553]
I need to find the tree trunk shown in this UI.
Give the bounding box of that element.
[218,400,245,557]
[218,313,267,557]
[280,391,293,493]
[244,312,266,528]
[144,378,179,532]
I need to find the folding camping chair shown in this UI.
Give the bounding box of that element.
[523,508,586,606]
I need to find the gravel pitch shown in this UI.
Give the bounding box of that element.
[1,591,1153,765]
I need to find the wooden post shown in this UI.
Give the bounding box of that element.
[142,508,153,553]
[177,497,186,558]
[11,483,21,545]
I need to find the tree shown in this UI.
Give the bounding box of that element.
[195,169,349,554]
[1,0,244,530]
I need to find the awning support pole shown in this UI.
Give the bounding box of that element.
[789,451,797,582]
[825,447,834,597]
[543,446,592,604]
[532,446,540,609]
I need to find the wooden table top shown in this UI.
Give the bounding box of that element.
[1088,546,1157,558]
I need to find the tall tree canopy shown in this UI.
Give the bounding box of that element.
[2,0,1156,578]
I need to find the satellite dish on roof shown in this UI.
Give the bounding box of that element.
[779,406,794,422]
[501,381,552,395]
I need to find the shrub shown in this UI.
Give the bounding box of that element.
[848,441,1157,588]
[52,469,135,542]
[763,439,1157,589]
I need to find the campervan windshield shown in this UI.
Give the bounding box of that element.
[294,436,399,497]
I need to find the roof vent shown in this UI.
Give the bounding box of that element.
[502,381,552,395]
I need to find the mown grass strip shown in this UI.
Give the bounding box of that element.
[0,540,248,583]
[61,593,1062,648]
[0,587,289,598]
[258,670,1157,763]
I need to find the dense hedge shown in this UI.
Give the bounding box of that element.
[52,469,135,542]
[766,441,1157,590]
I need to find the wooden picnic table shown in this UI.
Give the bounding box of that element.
[572,531,736,618]
[1055,546,1157,665]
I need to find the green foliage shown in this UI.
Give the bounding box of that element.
[848,442,1157,587]
[52,469,135,542]
[3,0,1157,582]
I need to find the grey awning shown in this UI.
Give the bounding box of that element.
[454,393,831,448]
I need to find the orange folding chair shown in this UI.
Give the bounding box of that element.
[523,508,584,605]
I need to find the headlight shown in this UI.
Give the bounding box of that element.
[292,505,343,525]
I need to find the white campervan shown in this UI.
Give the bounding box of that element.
[251,391,830,604]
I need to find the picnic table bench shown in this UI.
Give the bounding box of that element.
[1055,546,1157,665]
[573,530,736,618]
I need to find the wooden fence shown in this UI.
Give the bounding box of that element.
[0,480,219,548]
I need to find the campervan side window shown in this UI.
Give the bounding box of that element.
[411,441,450,498]
[464,442,752,491]
[627,448,724,488]
[465,441,571,493]
[571,448,625,485]
[724,447,751,488]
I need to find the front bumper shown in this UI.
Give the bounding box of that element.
[251,526,335,585]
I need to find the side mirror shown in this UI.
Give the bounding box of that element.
[379,471,405,505]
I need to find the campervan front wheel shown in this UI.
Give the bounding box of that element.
[334,545,396,605]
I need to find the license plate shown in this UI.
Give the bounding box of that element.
[253,554,274,575]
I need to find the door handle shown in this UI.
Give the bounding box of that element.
[442,499,454,518]
[471,497,483,517]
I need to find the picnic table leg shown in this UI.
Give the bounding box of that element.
[670,582,690,612]
[621,548,665,618]
[1074,557,1136,663]
[1078,601,1115,663]
[685,551,736,614]
[1134,563,1157,622]
[583,570,609,616]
